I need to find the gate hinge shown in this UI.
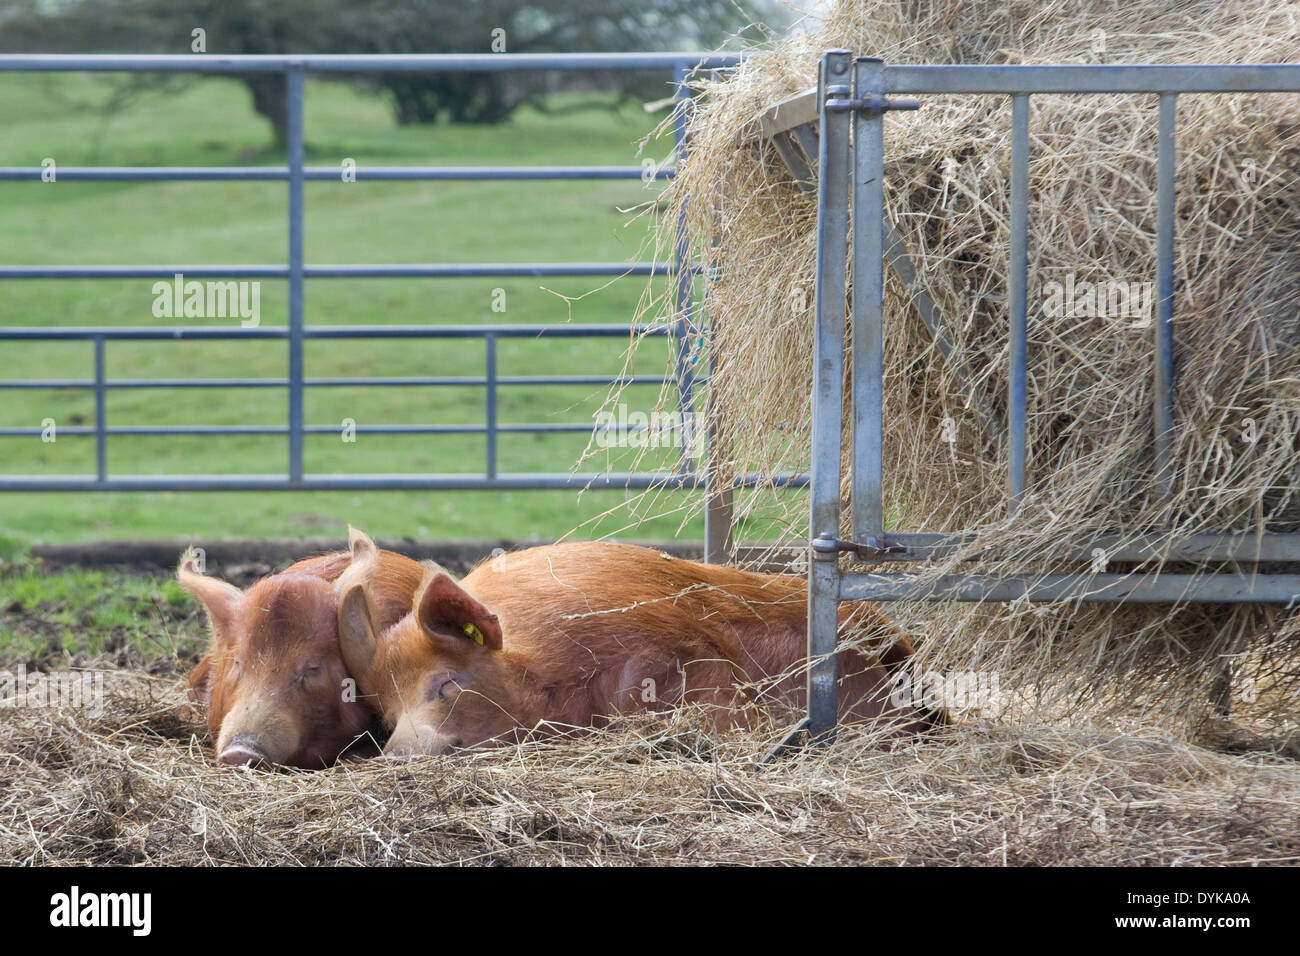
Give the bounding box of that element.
[824,95,921,114]
[812,534,907,559]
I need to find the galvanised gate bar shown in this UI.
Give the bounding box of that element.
[0,52,746,519]
[803,51,1300,741]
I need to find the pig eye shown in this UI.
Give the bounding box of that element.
[429,676,462,701]
[296,663,324,684]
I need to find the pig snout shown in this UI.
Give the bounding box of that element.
[384,719,462,758]
[214,697,304,767]
[219,734,271,768]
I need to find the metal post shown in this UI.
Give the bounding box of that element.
[851,57,885,549]
[1009,93,1030,509]
[673,58,734,562]
[807,50,853,742]
[93,336,106,482]
[485,332,498,480]
[286,64,306,484]
[703,476,734,563]
[1154,93,1177,508]
[671,61,696,477]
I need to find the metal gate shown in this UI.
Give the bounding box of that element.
[0,52,738,505]
[802,50,1300,741]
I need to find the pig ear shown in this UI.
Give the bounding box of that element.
[176,548,243,641]
[415,571,503,651]
[347,525,377,567]
[337,581,378,679]
[335,527,381,676]
[336,526,379,595]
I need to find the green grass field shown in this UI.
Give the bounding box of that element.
[0,560,198,664]
[0,71,743,548]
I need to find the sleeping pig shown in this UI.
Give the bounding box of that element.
[179,543,426,768]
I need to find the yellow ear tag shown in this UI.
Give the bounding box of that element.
[462,622,485,645]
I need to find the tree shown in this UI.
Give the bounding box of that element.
[351,0,764,127]
[0,0,771,144]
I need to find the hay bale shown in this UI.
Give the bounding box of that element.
[595,0,1300,728]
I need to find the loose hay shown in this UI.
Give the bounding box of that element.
[593,0,1300,730]
[1,669,1297,865]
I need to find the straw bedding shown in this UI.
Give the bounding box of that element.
[2,667,1298,865]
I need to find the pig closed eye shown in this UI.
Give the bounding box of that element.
[429,677,462,701]
[296,663,324,685]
